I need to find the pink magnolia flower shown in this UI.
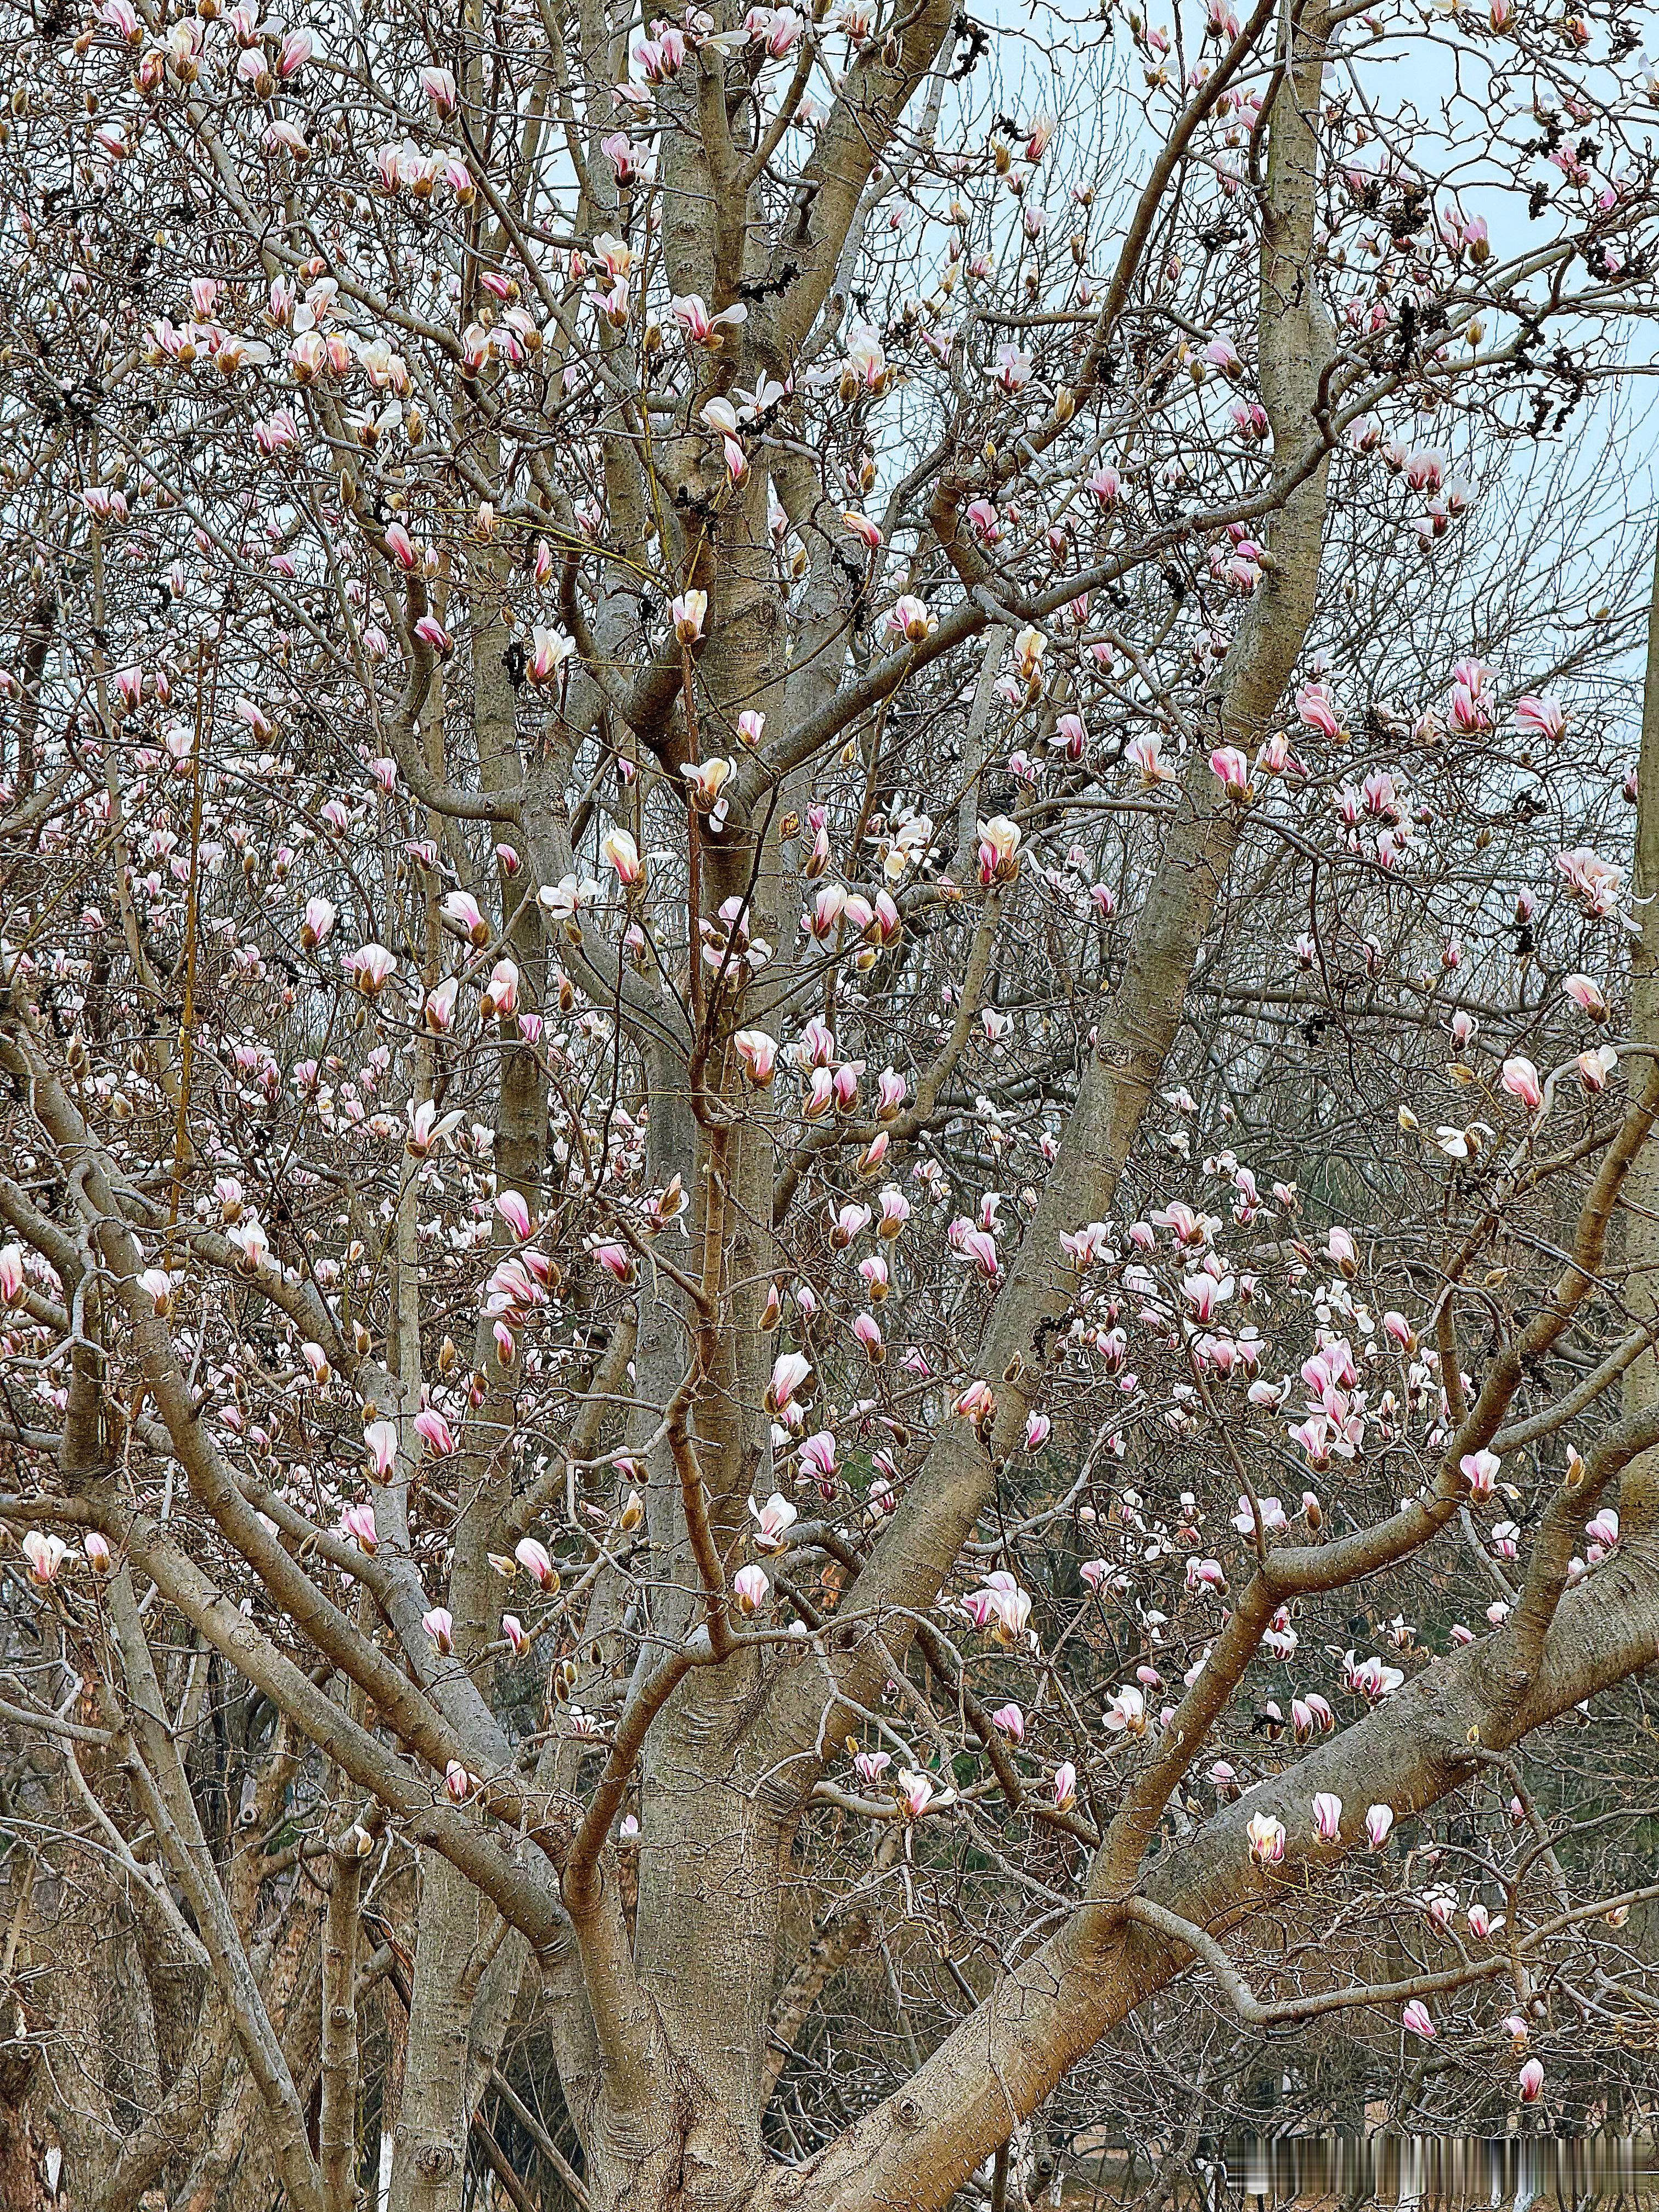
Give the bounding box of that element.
[1210,745,1250,798]
[503,1614,528,1654]
[422,1607,455,1655]
[601,827,643,884]
[1460,1448,1500,1500]
[1365,1803,1394,1849]
[21,1532,68,1584]
[1247,1812,1286,1865]
[799,1431,837,1481]
[1052,1762,1078,1811]
[733,1563,770,1614]
[1563,973,1609,1020]
[1585,1506,1620,1553]
[888,595,936,645]
[767,1351,811,1415]
[603,131,649,184]
[1556,845,1626,917]
[735,1029,777,1084]
[851,1312,884,1362]
[670,294,746,345]
[1025,1411,1052,1451]
[964,1570,1031,1646]
[480,959,519,1019]
[992,1703,1025,1742]
[421,64,459,113]
[897,1769,937,1819]
[953,1379,996,1423]
[1519,2058,1545,2102]
[444,1760,473,1802]
[364,1420,399,1481]
[1578,1047,1618,1093]
[344,943,397,994]
[671,591,708,644]
[1402,2000,1436,2039]
[853,1750,890,1786]
[1103,1685,1146,1735]
[749,1492,798,1549]
[1126,733,1174,785]
[495,1190,533,1241]
[341,1503,378,1554]
[1311,1792,1342,1842]
[414,1407,456,1456]
[1500,1057,1543,1113]
[1296,682,1341,740]
[515,1537,557,1589]
[877,1184,911,1234]
[1513,693,1565,744]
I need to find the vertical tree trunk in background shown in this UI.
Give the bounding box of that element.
[0,2046,45,2212]
[1622,525,1659,1530]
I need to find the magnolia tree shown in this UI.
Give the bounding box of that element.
[9,0,1659,2202]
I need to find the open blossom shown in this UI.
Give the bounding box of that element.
[749,1492,798,1549]
[528,626,576,685]
[414,1407,456,1456]
[1103,1685,1147,1735]
[1460,1448,1500,1500]
[1555,845,1626,918]
[888,595,935,644]
[1246,1812,1286,1865]
[963,1570,1031,1645]
[344,943,397,994]
[1512,693,1565,743]
[1296,681,1341,739]
[897,1769,938,1819]
[21,1532,68,1584]
[1585,1506,1620,1554]
[670,294,746,345]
